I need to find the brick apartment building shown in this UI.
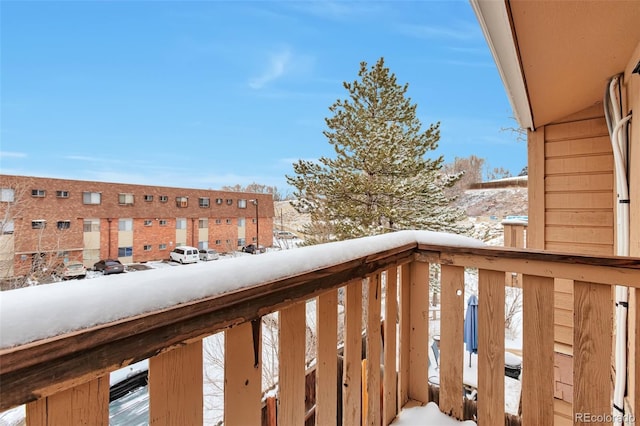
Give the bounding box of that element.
[0,175,274,278]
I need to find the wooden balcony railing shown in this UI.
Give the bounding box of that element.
[1,230,639,425]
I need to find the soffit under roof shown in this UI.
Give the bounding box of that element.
[479,0,640,129]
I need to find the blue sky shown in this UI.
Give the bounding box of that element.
[1,0,525,195]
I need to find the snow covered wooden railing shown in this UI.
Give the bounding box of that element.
[1,230,640,426]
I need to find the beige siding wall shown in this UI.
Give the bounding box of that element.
[624,41,640,418]
[528,103,616,420]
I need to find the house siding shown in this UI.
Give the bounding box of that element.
[624,41,640,419]
[528,103,616,420]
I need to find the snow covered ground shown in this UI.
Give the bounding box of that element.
[392,402,477,425]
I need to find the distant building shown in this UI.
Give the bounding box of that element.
[0,175,274,278]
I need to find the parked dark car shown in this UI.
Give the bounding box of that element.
[94,259,125,275]
[242,244,266,254]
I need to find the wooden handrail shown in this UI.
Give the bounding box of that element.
[0,245,415,411]
[2,232,640,425]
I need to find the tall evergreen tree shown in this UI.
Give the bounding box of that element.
[287,58,465,243]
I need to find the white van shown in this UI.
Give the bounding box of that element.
[169,246,199,264]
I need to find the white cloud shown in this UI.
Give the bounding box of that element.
[397,22,481,41]
[0,151,27,159]
[248,48,293,89]
[64,155,102,162]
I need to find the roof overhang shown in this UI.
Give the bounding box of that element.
[471,0,640,130]
[470,0,533,130]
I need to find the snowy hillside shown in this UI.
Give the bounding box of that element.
[274,185,528,246]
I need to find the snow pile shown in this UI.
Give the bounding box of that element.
[0,230,484,349]
[392,402,476,425]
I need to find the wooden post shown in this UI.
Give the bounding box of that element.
[383,266,398,425]
[409,260,429,403]
[343,279,363,426]
[521,275,555,425]
[573,281,612,425]
[149,341,203,426]
[399,263,411,409]
[26,376,109,426]
[439,265,465,420]
[503,222,526,287]
[365,274,382,426]
[477,269,505,425]
[316,289,338,426]
[225,322,262,426]
[279,302,306,426]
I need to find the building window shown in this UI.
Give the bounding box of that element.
[199,197,210,208]
[226,239,232,244]
[215,239,221,245]
[32,189,46,197]
[159,219,168,226]
[118,219,133,231]
[83,219,100,232]
[32,220,46,229]
[144,220,153,226]
[215,219,222,224]
[57,220,71,230]
[252,237,257,242]
[176,218,186,230]
[199,219,208,228]
[216,198,223,205]
[57,250,69,258]
[237,238,246,247]
[159,195,168,203]
[83,192,101,205]
[1,188,15,202]
[226,199,233,205]
[144,245,152,251]
[238,218,245,227]
[159,243,167,250]
[198,241,208,250]
[252,218,257,224]
[118,247,133,257]
[226,219,232,225]
[2,220,15,234]
[56,190,69,198]
[119,193,134,205]
[238,199,247,208]
[176,197,188,208]
[144,195,153,202]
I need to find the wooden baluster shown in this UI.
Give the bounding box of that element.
[383,266,398,425]
[409,260,429,403]
[477,269,505,425]
[225,323,262,426]
[26,376,109,426]
[439,265,465,420]
[573,281,612,426]
[343,279,363,426]
[503,222,526,287]
[366,274,382,426]
[149,341,203,426]
[316,289,338,426]
[399,263,411,409]
[521,275,554,425]
[279,302,306,426]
